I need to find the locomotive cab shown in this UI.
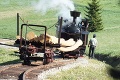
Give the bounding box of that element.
[79,19,89,55]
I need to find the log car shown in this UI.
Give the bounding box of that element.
[19,24,54,65]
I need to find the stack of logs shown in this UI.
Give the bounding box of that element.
[17,31,83,52]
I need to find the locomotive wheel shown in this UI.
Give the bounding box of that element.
[80,50,85,56]
[75,54,79,59]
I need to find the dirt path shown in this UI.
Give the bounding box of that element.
[0,39,18,50]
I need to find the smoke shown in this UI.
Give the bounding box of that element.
[35,0,74,18]
[35,0,75,12]
[34,0,81,24]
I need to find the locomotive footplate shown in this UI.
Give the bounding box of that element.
[61,48,80,59]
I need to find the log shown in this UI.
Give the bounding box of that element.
[57,39,83,52]
[21,32,83,52]
[45,34,76,46]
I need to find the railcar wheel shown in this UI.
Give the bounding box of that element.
[21,54,31,65]
[43,58,46,65]
[23,59,31,65]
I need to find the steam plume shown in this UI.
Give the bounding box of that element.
[35,0,75,18]
[35,0,81,24]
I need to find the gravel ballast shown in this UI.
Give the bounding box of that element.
[38,58,88,80]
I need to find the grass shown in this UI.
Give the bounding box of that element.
[48,59,116,80]
[85,28,120,71]
[0,0,120,79]
[74,0,120,29]
[0,48,20,65]
[0,0,120,38]
[87,28,120,57]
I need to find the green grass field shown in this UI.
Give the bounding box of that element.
[48,59,116,80]
[0,48,21,65]
[0,0,120,79]
[0,0,119,38]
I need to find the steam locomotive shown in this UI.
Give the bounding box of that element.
[16,11,89,65]
[56,11,89,59]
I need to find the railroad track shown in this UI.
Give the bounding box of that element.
[0,58,75,80]
[0,39,84,80]
[0,61,42,80]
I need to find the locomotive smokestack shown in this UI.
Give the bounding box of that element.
[70,11,81,23]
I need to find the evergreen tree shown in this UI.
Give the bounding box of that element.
[85,0,103,32]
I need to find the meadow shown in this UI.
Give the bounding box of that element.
[0,0,120,79]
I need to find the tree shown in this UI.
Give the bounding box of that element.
[118,0,120,6]
[85,0,103,32]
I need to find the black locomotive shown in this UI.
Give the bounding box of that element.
[56,11,89,59]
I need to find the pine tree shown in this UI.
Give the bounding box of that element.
[85,0,103,32]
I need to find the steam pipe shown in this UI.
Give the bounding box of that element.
[58,17,63,44]
[17,13,19,36]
